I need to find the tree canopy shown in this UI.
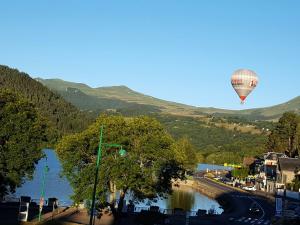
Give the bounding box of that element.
[0,65,93,137]
[0,89,48,198]
[267,112,300,157]
[231,167,249,179]
[155,114,268,165]
[172,137,198,172]
[56,115,187,212]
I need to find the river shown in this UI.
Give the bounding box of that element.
[13,149,223,214]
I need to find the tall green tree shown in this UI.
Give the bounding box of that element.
[173,137,198,172]
[56,115,185,214]
[0,90,48,198]
[267,112,300,157]
[231,167,249,179]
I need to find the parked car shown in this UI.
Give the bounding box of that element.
[213,176,222,181]
[234,182,242,188]
[220,177,230,183]
[242,186,256,191]
[225,181,233,186]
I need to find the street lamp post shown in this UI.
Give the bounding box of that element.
[38,159,49,222]
[89,126,126,225]
[89,126,104,225]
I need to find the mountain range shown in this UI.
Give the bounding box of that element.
[1,65,298,163]
[36,78,300,121]
[34,77,279,163]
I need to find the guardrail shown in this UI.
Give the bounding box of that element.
[2,196,20,203]
[30,199,72,207]
[2,197,72,207]
[277,189,300,201]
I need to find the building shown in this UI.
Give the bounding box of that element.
[264,152,287,179]
[257,152,287,193]
[276,157,300,189]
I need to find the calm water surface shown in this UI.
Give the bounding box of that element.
[197,163,232,171]
[14,149,73,205]
[14,150,222,213]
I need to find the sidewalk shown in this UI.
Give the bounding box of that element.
[58,209,114,225]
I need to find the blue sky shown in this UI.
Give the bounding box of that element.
[1,0,299,110]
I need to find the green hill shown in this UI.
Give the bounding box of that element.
[36,78,201,116]
[50,85,162,116]
[240,97,300,120]
[154,113,268,164]
[204,97,300,121]
[0,65,92,137]
[1,66,283,164]
[36,77,279,164]
[37,78,300,120]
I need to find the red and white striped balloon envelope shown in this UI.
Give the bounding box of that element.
[231,69,258,104]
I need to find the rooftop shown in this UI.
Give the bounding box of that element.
[278,158,300,172]
[264,152,287,161]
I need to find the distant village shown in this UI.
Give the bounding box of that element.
[207,152,300,200]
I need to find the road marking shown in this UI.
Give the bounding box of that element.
[185,212,189,225]
[250,218,258,223]
[237,216,246,222]
[233,217,268,224]
[231,195,260,199]
[248,196,265,221]
[244,217,252,223]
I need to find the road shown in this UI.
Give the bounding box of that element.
[195,178,275,225]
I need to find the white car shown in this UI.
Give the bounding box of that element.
[242,186,256,191]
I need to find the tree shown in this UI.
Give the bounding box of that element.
[56,115,185,215]
[231,167,249,179]
[206,151,243,165]
[172,137,198,172]
[0,65,92,137]
[267,112,300,157]
[0,89,48,198]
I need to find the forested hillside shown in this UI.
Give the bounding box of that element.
[154,114,269,164]
[36,78,203,117]
[37,78,300,121]
[0,65,93,137]
[55,87,162,116]
[0,66,287,164]
[36,77,280,164]
[210,97,300,121]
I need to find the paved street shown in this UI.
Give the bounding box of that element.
[196,178,275,225]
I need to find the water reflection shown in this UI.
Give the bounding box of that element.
[135,186,223,214]
[166,188,195,211]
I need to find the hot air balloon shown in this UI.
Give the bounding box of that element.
[231,69,258,104]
